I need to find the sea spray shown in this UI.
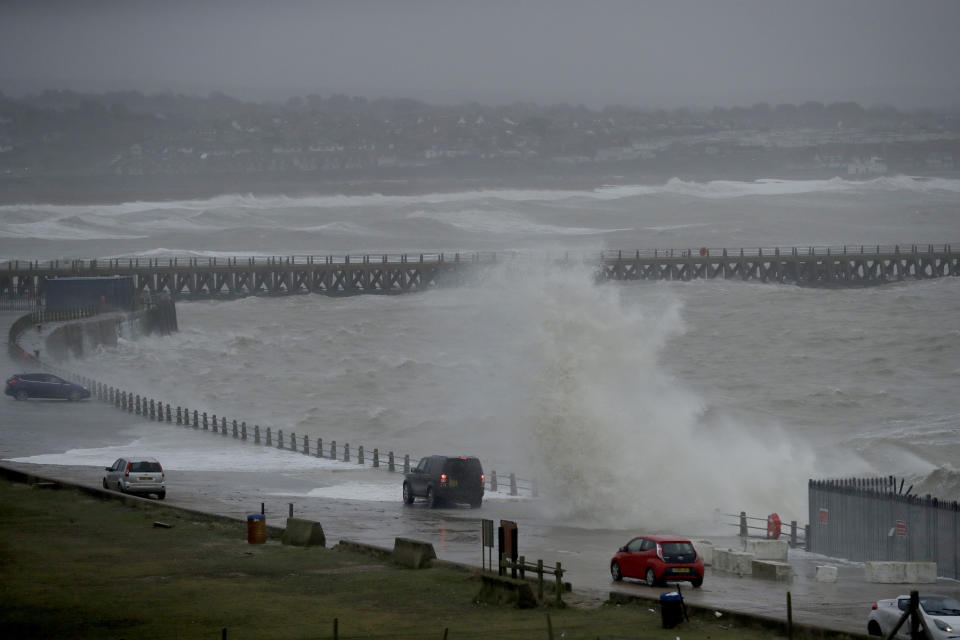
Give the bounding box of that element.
[477,258,816,529]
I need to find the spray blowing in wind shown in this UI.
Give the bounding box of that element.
[472,257,816,531]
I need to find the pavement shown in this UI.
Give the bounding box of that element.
[3,309,958,636]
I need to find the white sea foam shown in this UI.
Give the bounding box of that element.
[3,426,348,472]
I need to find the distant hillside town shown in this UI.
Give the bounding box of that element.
[0,90,957,185]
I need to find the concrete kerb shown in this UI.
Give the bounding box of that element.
[606,590,872,639]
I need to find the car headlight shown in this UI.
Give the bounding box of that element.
[934,619,953,632]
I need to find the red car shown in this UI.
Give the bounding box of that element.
[610,535,705,587]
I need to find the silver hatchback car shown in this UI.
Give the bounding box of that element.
[103,457,166,499]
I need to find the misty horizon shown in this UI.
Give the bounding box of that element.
[2,0,960,110]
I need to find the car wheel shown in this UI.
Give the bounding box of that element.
[402,483,414,504]
[867,620,883,637]
[157,491,166,500]
[611,562,623,582]
[425,486,436,508]
[645,567,657,586]
[68,390,81,402]
[14,390,28,401]
[691,577,703,588]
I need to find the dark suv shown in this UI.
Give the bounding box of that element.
[403,456,485,508]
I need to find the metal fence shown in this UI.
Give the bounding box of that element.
[808,477,960,580]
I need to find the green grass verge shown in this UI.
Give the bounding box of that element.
[0,478,849,639]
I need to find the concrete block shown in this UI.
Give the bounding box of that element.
[905,563,938,583]
[392,537,437,569]
[281,518,326,547]
[695,540,714,566]
[713,549,754,576]
[474,574,537,609]
[752,560,791,582]
[865,561,936,583]
[816,565,838,583]
[729,551,755,576]
[745,539,789,562]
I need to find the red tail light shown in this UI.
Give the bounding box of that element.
[481,474,485,483]
[124,462,131,477]
[871,603,878,610]
[656,543,664,561]
[8,379,17,385]
[440,473,447,484]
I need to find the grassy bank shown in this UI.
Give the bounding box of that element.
[0,478,847,639]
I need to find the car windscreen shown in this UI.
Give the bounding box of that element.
[129,461,162,472]
[921,596,960,615]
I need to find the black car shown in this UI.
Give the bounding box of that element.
[403,455,485,508]
[5,373,91,401]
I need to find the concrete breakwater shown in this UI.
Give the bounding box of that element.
[1,244,956,299]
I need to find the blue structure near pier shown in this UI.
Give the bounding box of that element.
[43,276,134,311]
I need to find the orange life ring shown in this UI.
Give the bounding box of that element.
[699,247,707,257]
[767,513,782,540]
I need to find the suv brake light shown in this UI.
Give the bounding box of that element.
[871,602,878,610]
[656,543,664,561]
[124,462,131,478]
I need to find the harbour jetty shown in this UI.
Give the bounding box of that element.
[1,244,956,299]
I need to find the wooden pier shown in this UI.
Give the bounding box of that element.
[1,245,956,299]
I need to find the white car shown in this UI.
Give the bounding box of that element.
[868,594,960,639]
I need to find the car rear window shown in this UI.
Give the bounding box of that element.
[129,461,161,472]
[661,542,695,556]
[443,458,482,477]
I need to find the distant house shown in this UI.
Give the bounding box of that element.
[847,156,887,175]
[925,151,954,170]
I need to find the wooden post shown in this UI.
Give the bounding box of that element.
[266,427,272,447]
[331,440,336,459]
[303,435,309,455]
[221,417,227,436]
[358,445,364,465]
[165,404,171,422]
[555,562,563,605]
[538,559,544,601]
[202,412,208,430]
[510,473,517,496]
[388,451,395,472]
[739,511,748,537]
[177,406,182,425]
[277,429,283,449]
[403,454,410,473]
[316,438,322,457]
[135,395,141,415]
[232,419,238,438]
[254,425,260,444]
[373,448,379,468]
[344,443,350,462]
[149,399,155,419]
[241,422,247,441]
[491,470,498,492]
[211,414,217,433]
[290,432,295,450]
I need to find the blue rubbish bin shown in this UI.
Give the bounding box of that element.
[660,591,685,629]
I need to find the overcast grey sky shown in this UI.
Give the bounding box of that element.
[2,0,959,109]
